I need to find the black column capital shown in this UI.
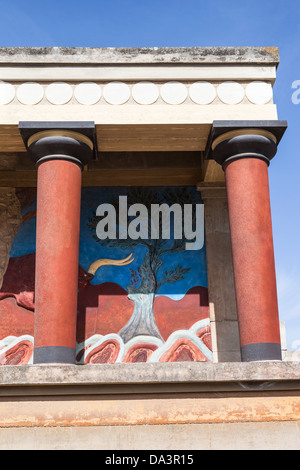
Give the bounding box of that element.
[19,121,97,169]
[204,120,287,169]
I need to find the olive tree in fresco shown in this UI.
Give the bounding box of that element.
[88,187,200,343]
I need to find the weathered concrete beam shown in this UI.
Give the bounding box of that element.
[0,46,280,65]
[0,362,299,392]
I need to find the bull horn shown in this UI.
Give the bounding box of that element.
[87,253,134,276]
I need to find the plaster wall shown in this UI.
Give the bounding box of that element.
[201,187,240,361]
[0,422,299,450]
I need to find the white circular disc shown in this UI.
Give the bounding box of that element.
[103,82,130,105]
[16,82,44,105]
[189,81,216,104]
[45,82,73,105]
[161,81,188,105]
[74,82,101,105]
[132,82,159,104]
[0,82,15,105]
[217,81,245,104]
[246,81,273,105]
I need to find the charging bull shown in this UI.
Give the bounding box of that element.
[0,252,133,311]
[0,252,134,359]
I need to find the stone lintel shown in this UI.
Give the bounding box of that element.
[0,47,280,65]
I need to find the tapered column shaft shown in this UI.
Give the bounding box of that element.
[207,121,287,361]
[34,159,82,364]
[18,122,95,364]
[225,157,281,361]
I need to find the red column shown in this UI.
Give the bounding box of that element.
[225,157,281,361]
[209,122,287,361]
[34,159,82,364]
[19,123,95,364]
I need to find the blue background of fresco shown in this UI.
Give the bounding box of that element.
[10,187,208,299]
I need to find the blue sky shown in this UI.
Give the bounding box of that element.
[1,0,299,349]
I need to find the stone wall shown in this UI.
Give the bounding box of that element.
[201,187,241,362]
[0,362,299,450]
[0,187,21,289]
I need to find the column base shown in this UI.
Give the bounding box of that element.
[241,343,282,362]
[33,346,76,365]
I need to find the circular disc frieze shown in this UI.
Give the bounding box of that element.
[103,82,131,105]
[161,81,188,105]
[217,81,245,104]
[0,82,15,105]
[132,82,159,105]
[45,82,73,105]
[189,81,216,104]
[74,82,101,105]
[16,82,44,105]
[246,81,273,105]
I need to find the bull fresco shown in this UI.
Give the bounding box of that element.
[0,186,211,365]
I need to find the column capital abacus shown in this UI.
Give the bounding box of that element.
[19,121,97,169]
[204,120,287,169]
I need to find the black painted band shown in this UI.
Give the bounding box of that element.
[241,342,282,362]
[36,154,83,169]
[222,152,270,170]
[33,346,76,364]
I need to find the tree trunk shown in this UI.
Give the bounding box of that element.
[118,293,163,343]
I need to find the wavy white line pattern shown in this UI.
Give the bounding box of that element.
[0,318,212,365]
[77,333,125,364]
[148,318,212,362]
[76,318,212,364]
[0,335,34,365]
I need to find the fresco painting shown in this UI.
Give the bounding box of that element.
[0,186,211,365]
